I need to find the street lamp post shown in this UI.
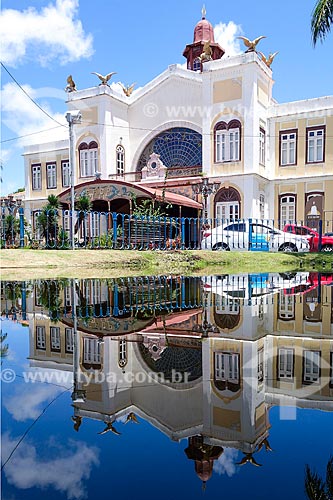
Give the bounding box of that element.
[192,292,219,338]
[66,110,82,250]
[192,177,220,221]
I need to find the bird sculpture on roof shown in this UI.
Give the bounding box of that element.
[199,40,213,62]
[65,75,77,92]
[125,412,140,424]
[257,438,273,452]
[98,422,121,435]
[91,72,117,85]
[237,35,266,52]
[258,51,279,68]
[236,453,262,467]
[71,416,82,432]
[120,83,136,97]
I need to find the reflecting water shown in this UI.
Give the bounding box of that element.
[1,272,332,499]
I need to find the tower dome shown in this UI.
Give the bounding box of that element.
[193,6,215,43]
[183,6,224,71]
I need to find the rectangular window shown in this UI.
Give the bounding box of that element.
[83,338,101,364]
[278,348,294,379]
[259,128,266,165]
[65,328,74,353]
[258,348,264,383]
[216,129,240,162]
[36,326,46,350]
[303,350,321,384]
[280,130,297,166]
[62,160,70,187]
[50,326,61,352]
[46,163,57,189]
[215,352,239,384]
[32,164,42,190]
[306,127,325,163]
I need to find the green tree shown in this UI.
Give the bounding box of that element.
[3,214,20,246]
[37,195,60,247]
[0,333,9,363]
[305,456,333,500]
[311,0,333,45]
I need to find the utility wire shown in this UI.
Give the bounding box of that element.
[0,125,65,144]
[1,62,67,129]
[1,386,72,471]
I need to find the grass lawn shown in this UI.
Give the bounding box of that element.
[1,249,332,280]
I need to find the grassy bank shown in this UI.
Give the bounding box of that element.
[1,249,332,280]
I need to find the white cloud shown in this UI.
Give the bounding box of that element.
[1,82,68,148]
[214,21,243,57]
[0,0,94,67]
[2,434,99,499]
[4,377,72,422]
[213,447,239,477]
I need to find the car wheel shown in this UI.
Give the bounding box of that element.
[322,244,333,253]
[213,243,230,251]
[279,243,297,253]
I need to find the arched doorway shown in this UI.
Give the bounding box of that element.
[214,187,241,222]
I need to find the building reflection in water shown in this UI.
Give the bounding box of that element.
[1,272,332,486]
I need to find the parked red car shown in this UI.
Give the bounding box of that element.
[283,224,333,252]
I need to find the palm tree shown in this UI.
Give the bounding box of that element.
[74,195,92,245]
[311,0,333,45]
[37,195,60,247]
[305,456,333,500]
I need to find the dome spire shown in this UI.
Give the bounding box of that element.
[202,4,206,19]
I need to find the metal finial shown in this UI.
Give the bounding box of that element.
[202,4,206,18]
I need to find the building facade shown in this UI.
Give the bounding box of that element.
[23,11,333,236]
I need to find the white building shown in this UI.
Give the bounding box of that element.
[23,9,333,236]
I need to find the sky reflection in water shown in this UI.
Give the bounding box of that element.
[1,271,332,499]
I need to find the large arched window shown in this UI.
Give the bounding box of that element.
[137,127,202,172]
[214,120,241,162]
[79,141,98,177]
[116,145,125,175]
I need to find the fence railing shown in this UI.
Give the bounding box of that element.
[1,208,333,252]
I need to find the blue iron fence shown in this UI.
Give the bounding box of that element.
[1,207,333,252]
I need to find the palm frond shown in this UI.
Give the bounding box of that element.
[326,457,333,499]
[305,464,328,500]
[311,0,333,45]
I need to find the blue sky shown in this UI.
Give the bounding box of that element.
[1,0,332,196]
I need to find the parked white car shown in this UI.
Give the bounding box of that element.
[202,272,310,301]
[201,221,310,252]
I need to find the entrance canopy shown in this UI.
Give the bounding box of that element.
[58,180,202,210]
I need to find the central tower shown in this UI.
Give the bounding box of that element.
[183,6,225,71]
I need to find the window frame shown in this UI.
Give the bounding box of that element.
[61,160,70,188]
[259,128,266,166]
[116,144,125,176]
[214,120,241,163]
[279,129,298,166]
[36,326,46,350]
[32,164,42,191]
[303,350,321,384]
[277,347,294,380]
[306,125,325,164]
[79,141,98,178]
[50,326,61,352]
[46,162,57,189]
[279,193,297,225]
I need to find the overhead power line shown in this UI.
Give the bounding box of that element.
[1,62,67,128]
